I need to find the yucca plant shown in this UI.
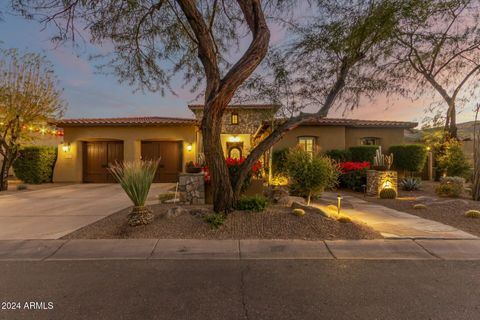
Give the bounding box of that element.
[108,160,159,226]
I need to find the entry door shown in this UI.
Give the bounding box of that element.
[83,141,124,183]
[141,141,182,182]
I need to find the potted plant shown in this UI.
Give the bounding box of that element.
[186,161,202,173]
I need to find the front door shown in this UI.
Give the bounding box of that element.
[83,141,124,183]
[141,141,182,182]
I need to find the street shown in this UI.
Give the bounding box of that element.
[0,260,479,320]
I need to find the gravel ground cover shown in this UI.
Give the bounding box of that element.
[63,203,380,240]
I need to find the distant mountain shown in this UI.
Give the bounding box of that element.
[405,121,478,142]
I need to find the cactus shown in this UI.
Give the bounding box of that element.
[373,146,393,170]
[379,187,397,199]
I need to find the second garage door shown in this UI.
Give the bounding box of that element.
[141,141,182,183]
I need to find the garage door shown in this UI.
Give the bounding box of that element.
[141,141,182,183]
[83,141,124,183]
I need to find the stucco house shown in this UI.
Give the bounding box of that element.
[52,104,417,183]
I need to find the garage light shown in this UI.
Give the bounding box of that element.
[62,143,71,153]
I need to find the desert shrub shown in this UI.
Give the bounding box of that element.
[435,176,465,198]
[286,148,341,204]
[204,213,226,228]
[438,141,471,178]
[13,146,57,184]
[235,195,269,212]
[16,184,28,190]
[413,204,427,210]
[338,161,370,191]
[337,216,352,223]
[465,210,480,218]
[400,177,422,191]
[325,149,351,163]
[389,144,427,173]
[272,148,289,175]
[379,188,397,199]
[292,208,305,217]
[349,145,378,163]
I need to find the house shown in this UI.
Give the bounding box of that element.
[52,104,417,183]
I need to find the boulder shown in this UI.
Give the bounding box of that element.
[164,206,188,219]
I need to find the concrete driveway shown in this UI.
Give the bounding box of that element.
[0,183,174,240]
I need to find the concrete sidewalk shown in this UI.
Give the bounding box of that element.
[0,239,479,261]
[316,192,477,239]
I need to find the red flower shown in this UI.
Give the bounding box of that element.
[338,161,370,173]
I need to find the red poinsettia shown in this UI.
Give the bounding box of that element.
[338,161,370,173]
[202,157,262,184]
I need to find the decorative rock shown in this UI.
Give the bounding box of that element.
[189,208,211,218]
[164,206,188,219]
[178,173,205,205]
[128,206,154,226]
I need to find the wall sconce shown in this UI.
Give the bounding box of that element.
[186,144,193,152]
[62,142,71,153]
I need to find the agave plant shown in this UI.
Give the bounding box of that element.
[108,160,159,226]
[399,177,421,191]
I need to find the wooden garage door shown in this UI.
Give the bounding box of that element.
[141,141,182,183]
[83,141,124,183]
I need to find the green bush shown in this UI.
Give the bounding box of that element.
[325,149,351,163]
[272,148,289,175]
[235,195,269,212]
[435,176,464,198]
[286,148,340,205]
[438,141,471,178]
[389,144,427,173]
[203,213,226,228]
[13,146,57,184]
[339,167,368,191]
[349,145,378,163]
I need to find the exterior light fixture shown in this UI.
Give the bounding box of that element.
[426,146,431,151]
[62,142,71,153]
[382,180,392,189]
[229,136,241,142]
[186,144,193,152]
[337,194,342,215]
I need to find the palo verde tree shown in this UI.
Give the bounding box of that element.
[0,48,65,191]
[13,0,399,212]
[391,0,480,139]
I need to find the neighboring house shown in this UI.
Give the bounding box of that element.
[52,104,417,183]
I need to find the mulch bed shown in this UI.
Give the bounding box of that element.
[343,181,480,237]
[63,203,381,240]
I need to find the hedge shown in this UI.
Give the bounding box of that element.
[349,145,378,163]
[389,144,427,173]
[325,149,352,162]
[271,148,289,174]
[13,146,57,184]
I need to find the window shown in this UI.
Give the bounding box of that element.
[361,137,380,145]
[231,112,239,125]
[298,136,316,156]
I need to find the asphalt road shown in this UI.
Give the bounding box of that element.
[0,260,479,320]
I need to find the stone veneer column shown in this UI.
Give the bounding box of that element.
[366,170,398,196]
[178,173,205,205]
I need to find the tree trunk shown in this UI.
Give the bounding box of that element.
[445,101,458,140]
[473,105,480,201]
[0,155,11,191]
[201,100,236,213]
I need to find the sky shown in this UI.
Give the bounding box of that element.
[0,5,476,126]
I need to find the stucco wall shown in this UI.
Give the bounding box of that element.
[54,125,197,182]
[344,127,405,150]
[273,125,347,152]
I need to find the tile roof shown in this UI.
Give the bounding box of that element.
[53,116,198,127]
[299,118,418,128]
[188,104,280,110]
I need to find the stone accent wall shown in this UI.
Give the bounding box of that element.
[178,173,205,205]
[191,108,275,135]
[366,170,398,196]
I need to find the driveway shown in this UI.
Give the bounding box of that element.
[0,183,174,240]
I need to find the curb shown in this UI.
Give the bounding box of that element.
[0,239,479,261]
